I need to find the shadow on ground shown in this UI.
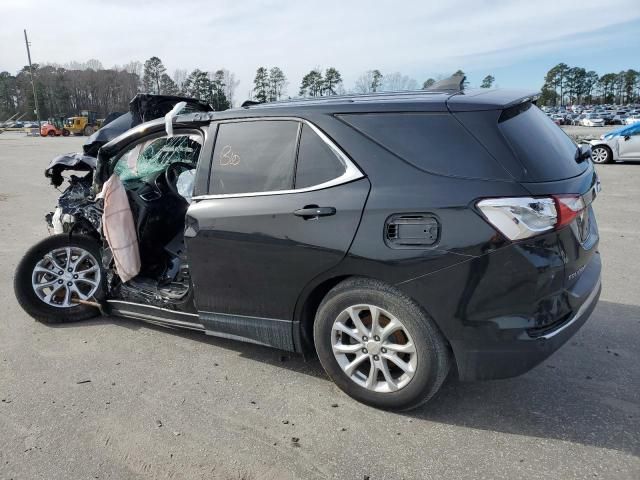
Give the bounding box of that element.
[51,300,639,456]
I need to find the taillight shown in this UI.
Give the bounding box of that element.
[477,195,585,241]
[553,195,586,228]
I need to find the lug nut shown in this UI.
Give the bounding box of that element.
[373,355,379,361]
[362,336,368,342]
[362,348,368,354]
[381,347,387,353]
[73,274,78,279]
[58,271,63,275]
[68,268,73,272]
[67,282,72,286]
[374,335,380,341]
[58,279,63,284]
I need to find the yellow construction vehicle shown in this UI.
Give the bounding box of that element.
[65,110,101,136]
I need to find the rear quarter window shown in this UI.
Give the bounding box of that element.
[498,102,587,181]
[337,113,510,180]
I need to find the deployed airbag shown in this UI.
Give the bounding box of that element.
[99,174,141,283]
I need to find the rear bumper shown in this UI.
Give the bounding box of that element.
[398,234,602,381]
[451,271,601,381]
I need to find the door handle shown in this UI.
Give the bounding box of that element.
[294,205,336,220]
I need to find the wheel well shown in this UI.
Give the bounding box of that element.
[297,275,351,356]
[593,144,612,153]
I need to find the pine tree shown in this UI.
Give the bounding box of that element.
[142,56,167,94]
[480,75,495,88]
[253,67,269,103]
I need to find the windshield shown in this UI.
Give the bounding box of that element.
[112,134,202,184]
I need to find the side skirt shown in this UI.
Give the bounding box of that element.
[106,300,297,352]
[199,311,296,352]
[107,300,204,332]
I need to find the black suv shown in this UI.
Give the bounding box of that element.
[15,87,602,410]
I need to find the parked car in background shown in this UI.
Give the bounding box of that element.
[625,114,640,125]
[589,122,640,163]
[15,85,602,410]
[581,114,605,127]
[612,112,628,125]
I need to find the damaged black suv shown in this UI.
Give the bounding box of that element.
[14,84,602,410]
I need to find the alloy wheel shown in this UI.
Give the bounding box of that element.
[331,304,417,393]
[591,147,609,164]
[31,246,101,308]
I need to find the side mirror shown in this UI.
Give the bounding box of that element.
[578,144,591,162]
[624,135,631,141]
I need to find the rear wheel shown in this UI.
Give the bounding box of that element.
[47,130,55,137]
[314,277,450,411]
[14,234,104,323]
[591,145,612,164]
[62,129,70,137]
[83,125,94,136]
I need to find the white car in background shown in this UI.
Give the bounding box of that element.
[624,115,640,125]
[589,123,640,163]
[581,113,605,127]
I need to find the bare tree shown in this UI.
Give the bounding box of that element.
[172,68,188,93]
[382,72,417,91]
[355,69,384,93]
[221,69,239,106]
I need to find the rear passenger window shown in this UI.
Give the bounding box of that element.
[210,120,299,195]
[338,113,509,179]
[295,125,346,188]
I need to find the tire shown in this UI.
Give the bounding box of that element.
[62,129,70,137]
[14,234,104,324]
[83,125,94,136]
[591,145,612,164]
[47,130,55,137]
[313,277,450,411]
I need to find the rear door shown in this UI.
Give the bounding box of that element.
[185,118,369,348]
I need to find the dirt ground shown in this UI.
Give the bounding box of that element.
[0,132,638,479]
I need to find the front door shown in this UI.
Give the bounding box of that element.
[618,124,640,159]
[185,119,369,349]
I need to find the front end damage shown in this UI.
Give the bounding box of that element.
[38,94,213,316]
[45,154,102,237]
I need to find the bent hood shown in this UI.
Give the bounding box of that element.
[82,93,213,157]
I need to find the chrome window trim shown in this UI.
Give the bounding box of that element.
[192,117,364,201]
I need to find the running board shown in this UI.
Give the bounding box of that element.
[107,300,204,332]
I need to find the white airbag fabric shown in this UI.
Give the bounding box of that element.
[100,174,140,282]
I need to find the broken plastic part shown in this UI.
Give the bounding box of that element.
[176,169,196,203]
[165,101,187,137]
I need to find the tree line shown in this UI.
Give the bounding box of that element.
[2,56,638,121]
[0,56,239,121]
[539,63,640,106]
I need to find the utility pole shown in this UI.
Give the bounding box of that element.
[23,29,42,132]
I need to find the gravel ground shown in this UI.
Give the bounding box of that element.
[0,132,638,480]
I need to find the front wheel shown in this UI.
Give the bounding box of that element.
[591,145,612,164]
[14,234,104,323]
[314,278,450,411]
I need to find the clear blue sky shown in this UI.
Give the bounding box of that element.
[457,18,640,89]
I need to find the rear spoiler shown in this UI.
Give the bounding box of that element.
[446,89,540,112]
[424,74,466,93]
